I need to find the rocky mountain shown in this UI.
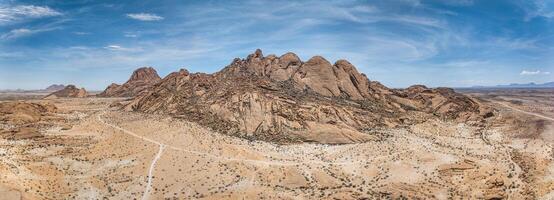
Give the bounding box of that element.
[44,85,88,99]
[0,84,65,93]
[44,84,65,92]
[98,67,161,97]
[126,49,492,144]
[471,81,554,88]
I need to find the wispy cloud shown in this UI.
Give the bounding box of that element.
[1,1,551,89]
[1,27,60,40]
[523,0,554,20]
[1,28,31,39]
[0,5,61,24]
[126,13,163,21]
[440,0,474,6]
[124,33,138,38]
[103,45,142,52]
[520,70,550,75]
[441,60,490,68]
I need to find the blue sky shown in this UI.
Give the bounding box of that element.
[0,0,553,90]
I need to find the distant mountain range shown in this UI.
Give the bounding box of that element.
[0,84,65,93]
[471,82,554,88]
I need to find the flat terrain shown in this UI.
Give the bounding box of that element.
[0,89,553,199]
[459,88,554,118]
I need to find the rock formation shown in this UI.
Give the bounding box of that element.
[0,101,59,140]
[43,85,87,99]
[98,67,161,97]
[126,49,492,144]
[0,101,57,124]
[393,85,493,122]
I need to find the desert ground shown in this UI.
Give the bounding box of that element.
[460,88,554,121]
[0,89,553,199]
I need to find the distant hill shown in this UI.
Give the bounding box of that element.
[43,85,88,99]
[472,82,554,88]
[44,84,65,92]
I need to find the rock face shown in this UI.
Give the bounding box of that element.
[126,49,492,144]
[43,85,87,99]
[98,67,161,97]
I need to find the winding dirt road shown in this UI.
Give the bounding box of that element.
[95,110,401,199]
[141,144,165,200]
[496,101,554,121]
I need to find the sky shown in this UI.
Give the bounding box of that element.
[0,0,553,90]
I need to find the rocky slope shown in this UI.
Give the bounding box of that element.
[43,85,87,99]
[126,49,492,144]
[0,101,59,140]
[98,67,161,97]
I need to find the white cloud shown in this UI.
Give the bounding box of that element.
[103,45,142,52]
[104,45,126,51]
[126,13,163,21]
[1,25,60,40]
[1,28,31,39]
[0,5,61,24]
[520,70,550,75]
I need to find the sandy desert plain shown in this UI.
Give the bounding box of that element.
[0,88,552,200]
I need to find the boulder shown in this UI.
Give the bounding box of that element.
[292,56,341,97]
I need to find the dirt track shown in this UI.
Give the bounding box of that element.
[0,97,553,199]
[495,101,554,121]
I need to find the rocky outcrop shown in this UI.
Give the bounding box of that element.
[0,101,57,124]
[0,101,60,140]
[43,85,87,99]
[221,50,379,100]
[393,85,493,122]
[98,67,161,97]
[126,49,491,144]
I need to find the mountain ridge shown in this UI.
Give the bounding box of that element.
[123,49,492,144]
[122,49,492,144]
[471,81,554,88]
